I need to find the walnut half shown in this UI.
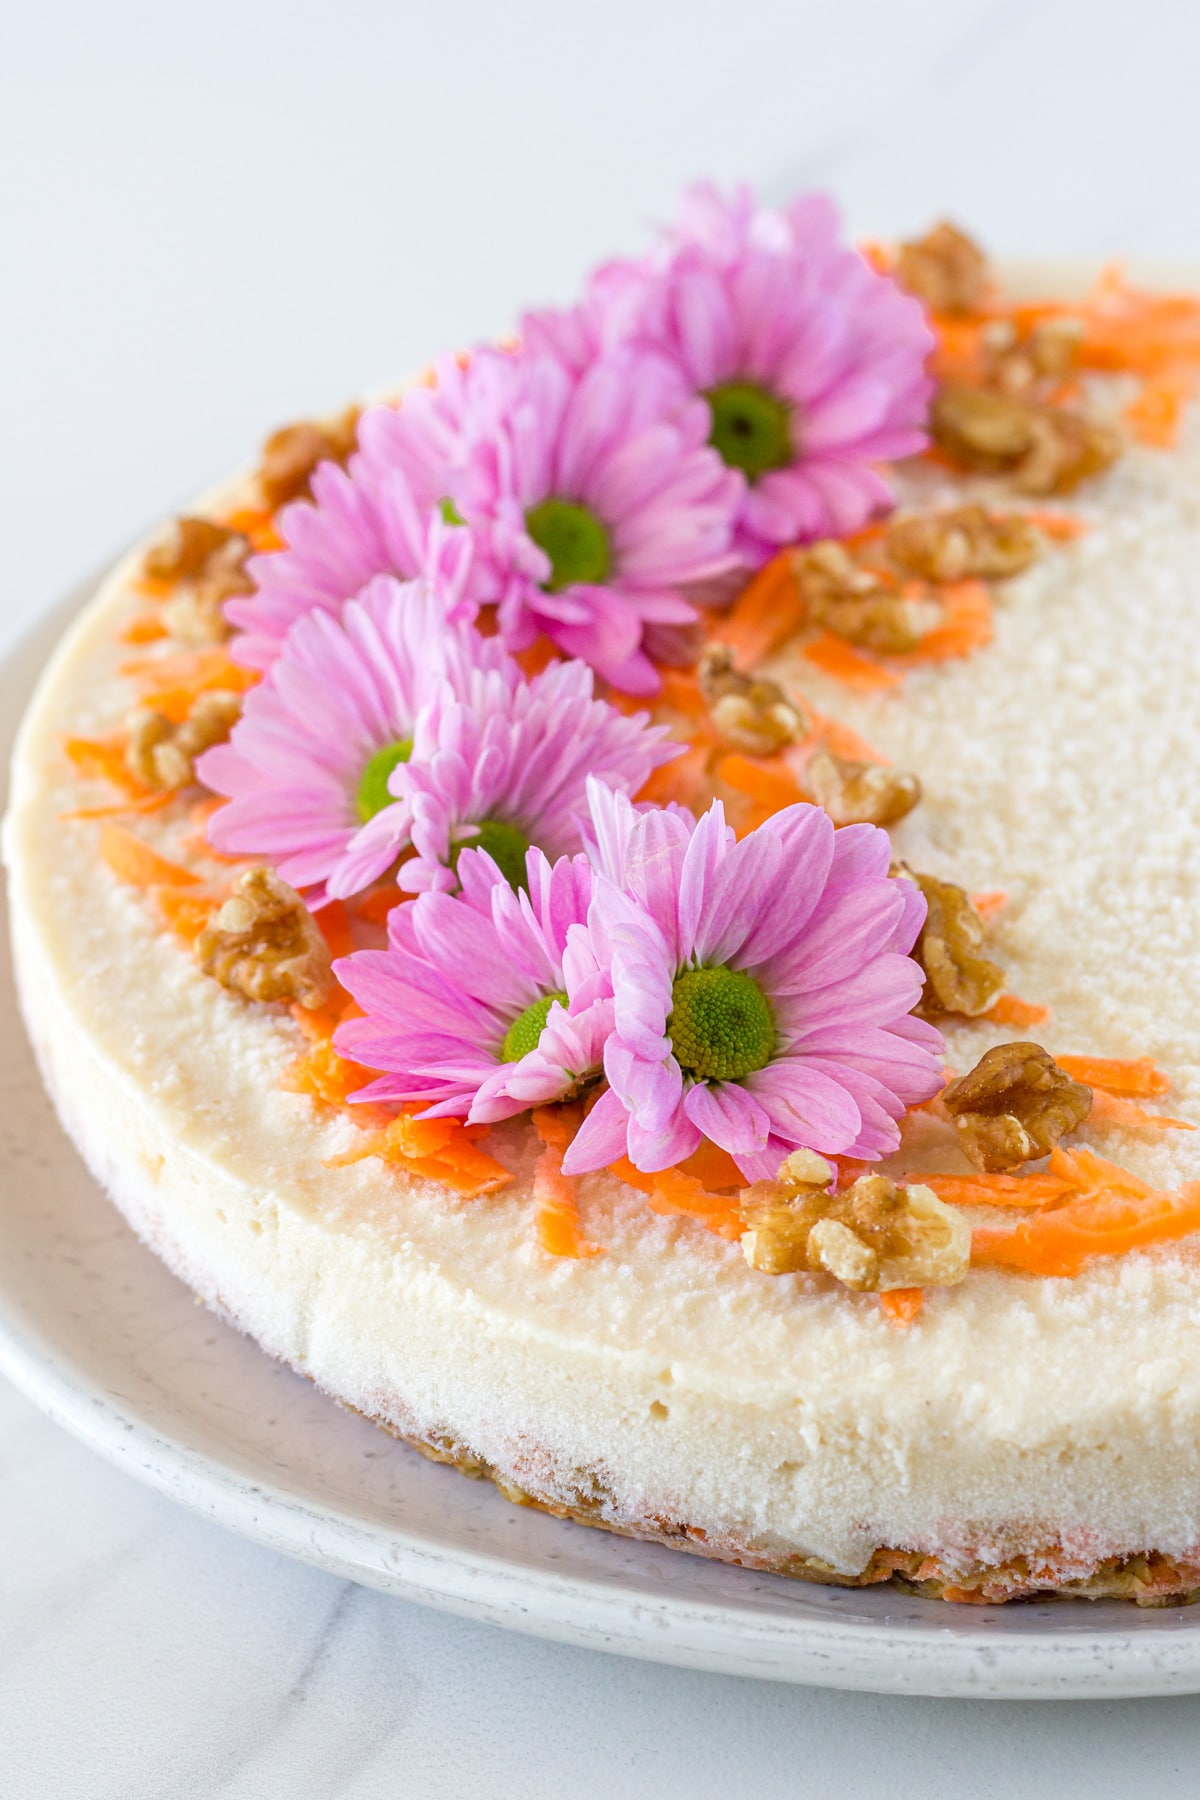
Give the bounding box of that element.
[126,691,241,791]
[739,1152,970,1292]
[196,868,332,1010]
[805,749,921,829]
[896,865,1006,1019]
[895,221,989,317]
[697,644,808,756]
[943,1042,1092,1172]
[795,542,940,654]
[885,504,1041,584]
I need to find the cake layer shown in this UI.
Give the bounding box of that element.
[7,366,1200,1591]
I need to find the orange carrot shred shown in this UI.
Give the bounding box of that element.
[64,735,146,799]
[982,993,1051,1027]
[315,899,355,962]
[533,1107,603,1257]
[610,1156,743,1239]
[61,789,175,822]
[971,890,1009,922]
[802,633,900,691]
[1020,510,1089,541]
[327,1109,511,1196]
[715,553,806,666]
[879,1288,924,1327]
[1055,1055,1171,1098]
[149,884,218,944]
[221,506,284,553]
[913,1171,1076,1210]
[99,823,200,889]
[715,752,806,813]
[121,613,169,644]
[1087,1089,1195,1134]
[971,1182,1200,1278]
[353,886,403,927]
[890,580,993,667]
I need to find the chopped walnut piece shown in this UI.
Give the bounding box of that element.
[895,221,989,317]
[931,383,1038,470]
[895,864,1006,1018]
[739,1153,970,1291]
[1010,408,1122,497]
[805,749,921,828]
[943,1041,1092,1173]
[126,691,242,792]
[196,867,332,1010]
[982,317,1084,395]
[161,533,251,645]
[142,516,240,585]
[259,407,361,509]
[794,542,939,655]
[697,645,808,755]
[932,384,1121,496]
[885,504,1041,583]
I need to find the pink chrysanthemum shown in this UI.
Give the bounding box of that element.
[198,575,514,903]
[228,376,475,672]
[334,846,611,1123]
[636,184,935,562]
[358,658,678,896]
[523,184,933,566]
[443,346,741,694]
[563,783,944,1181]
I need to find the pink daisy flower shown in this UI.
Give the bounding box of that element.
[228,373,475,672]
[634,183,935,562]
[334,846,612,1124]
[198,575,514,904]
[360,659,678,896]
[443,346,741,694]
[563,783,944,1181]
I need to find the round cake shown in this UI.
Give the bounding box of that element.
[9,195,1200,1605]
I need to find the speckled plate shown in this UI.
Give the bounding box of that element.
[4,579,1200,1701]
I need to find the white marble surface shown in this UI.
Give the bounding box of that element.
[6,0,1200,1789]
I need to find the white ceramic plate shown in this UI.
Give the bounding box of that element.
[5,584,1200,1701]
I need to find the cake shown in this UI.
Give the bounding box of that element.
[9,191,1200,1606]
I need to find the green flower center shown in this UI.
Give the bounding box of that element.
[439,496,465,525]
[704,379,794,483]
[356,738,413,822]
[668,965,776,1082]
[451,819,531,892]
[525,497,612,591]
[501,990,567,1063]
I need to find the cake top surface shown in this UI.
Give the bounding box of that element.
[14,187,1200,1335]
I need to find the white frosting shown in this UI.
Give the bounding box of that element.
[7,389,1200,1582]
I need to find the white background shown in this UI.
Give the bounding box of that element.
[5,0,1200,1791]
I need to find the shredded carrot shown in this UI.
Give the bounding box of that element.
[637,740,711,811]
[280,1037,390,1123]
[314,900,355,962]
[64,735,146,799]
[982,993,1051,1027]
[149,884,218,944]
[99,823,200,889]
[327,1109,512,1196]
[123,650,258,723]
[715,752,806,813]
[61,789,175,822]
[1087,1089,1195,1134]
[656,667,708,721]
[129,573,175,601]
[532,1107,603,1257]
[514,636,562,679]
[809,714,889,766]
[1055,1055,1171,1098]
[610,1156,743,1239]
[914,1170,1076,1211]
[221,506,284,553]
[890,580,993,666]
[971,890,1009,922]
[1124,371,1196,448]
[879,1288,924,1326]
[1019,510,1089,541]
[715,553,806,666]
[121,613,168,644]
[290,990,357,1042]
[352,886,403,927]
[971,1180,1200,1277]
[802,633,901,691]
[677,1140,743,1191]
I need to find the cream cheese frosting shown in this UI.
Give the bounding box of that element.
[8,272,1200,1592]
